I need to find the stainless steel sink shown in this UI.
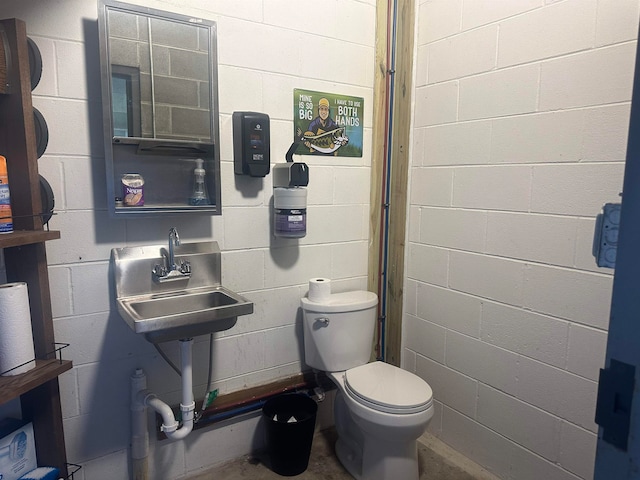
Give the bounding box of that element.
[127,290,237,318]
[111,240,253,343]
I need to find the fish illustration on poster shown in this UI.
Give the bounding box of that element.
[293,89,364,157]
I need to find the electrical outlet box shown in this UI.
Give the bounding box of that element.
[593,203,621,268]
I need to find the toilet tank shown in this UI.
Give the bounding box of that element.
[301,290,378,372]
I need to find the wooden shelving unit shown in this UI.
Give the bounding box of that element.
[0,230,60,248]
[0,18,70,477]
[0,359,72,404]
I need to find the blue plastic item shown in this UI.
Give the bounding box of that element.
[18,466,59,480]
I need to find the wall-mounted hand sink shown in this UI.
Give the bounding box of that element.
[111,238,253,343]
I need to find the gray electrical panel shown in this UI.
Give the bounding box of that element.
[593,203,621,269]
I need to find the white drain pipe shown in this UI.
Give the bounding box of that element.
[131,339,196,479]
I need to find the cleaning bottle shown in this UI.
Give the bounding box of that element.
[188,158,210,206]
[0,156,13,233]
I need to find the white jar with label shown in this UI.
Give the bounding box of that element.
[274,187,307,238]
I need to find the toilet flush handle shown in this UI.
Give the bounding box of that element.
[315,317,330,326]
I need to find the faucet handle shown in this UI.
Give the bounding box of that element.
[179,260,191,274]
[152,264,168,278]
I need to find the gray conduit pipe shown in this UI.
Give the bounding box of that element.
[131,369,149,480]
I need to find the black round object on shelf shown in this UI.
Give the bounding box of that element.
[33,107,48,158]
[39,174,54,226]
[27,37,42,91]
[0,28,11,94]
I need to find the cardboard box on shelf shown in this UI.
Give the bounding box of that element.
[0,419,37,480]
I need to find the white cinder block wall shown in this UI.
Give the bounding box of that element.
[406,1,639,480]
[3,0,638,478]
[0,1,375,479]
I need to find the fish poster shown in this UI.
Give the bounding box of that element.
[293,89,364,157]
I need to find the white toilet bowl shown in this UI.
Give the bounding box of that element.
[327,362,433,480]
[301,288,434,480]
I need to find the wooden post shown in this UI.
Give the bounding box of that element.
[369,0,390,361]
[369,0,415,366]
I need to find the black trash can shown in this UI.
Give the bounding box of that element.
[262,393,318,476]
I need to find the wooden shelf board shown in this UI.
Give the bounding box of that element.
[0,229,60,248]
[0,359,72,404]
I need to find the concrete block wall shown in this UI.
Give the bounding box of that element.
[407,1,639,479]
[0,1,374,478]
[108,11,213,141]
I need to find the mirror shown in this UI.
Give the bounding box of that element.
[101,0,216,143]
[98,0,222,215]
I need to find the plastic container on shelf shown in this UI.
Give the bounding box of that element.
[0,156,13,233]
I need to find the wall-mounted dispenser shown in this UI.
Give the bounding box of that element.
[233,112,270,177]
[273,142,309,238]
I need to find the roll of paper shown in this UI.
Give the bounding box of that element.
[308,278,331,303]
[0,282,35,376]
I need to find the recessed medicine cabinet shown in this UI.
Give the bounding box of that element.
[98,0,222,216]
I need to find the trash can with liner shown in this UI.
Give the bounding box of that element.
[262,393,318,476]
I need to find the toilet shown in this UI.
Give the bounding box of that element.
[301,290,434,480]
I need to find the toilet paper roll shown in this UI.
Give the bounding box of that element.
[0,282,35,376]
[308,278,331,303]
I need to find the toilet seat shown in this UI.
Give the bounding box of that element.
[344,362,433,415]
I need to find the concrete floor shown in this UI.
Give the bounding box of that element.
[183,428,499,480]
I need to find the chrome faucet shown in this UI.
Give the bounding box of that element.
[168,226,180,271]
[153,227,191,282]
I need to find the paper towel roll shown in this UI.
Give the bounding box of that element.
[308,278,331,303]
[0,282,35,376]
